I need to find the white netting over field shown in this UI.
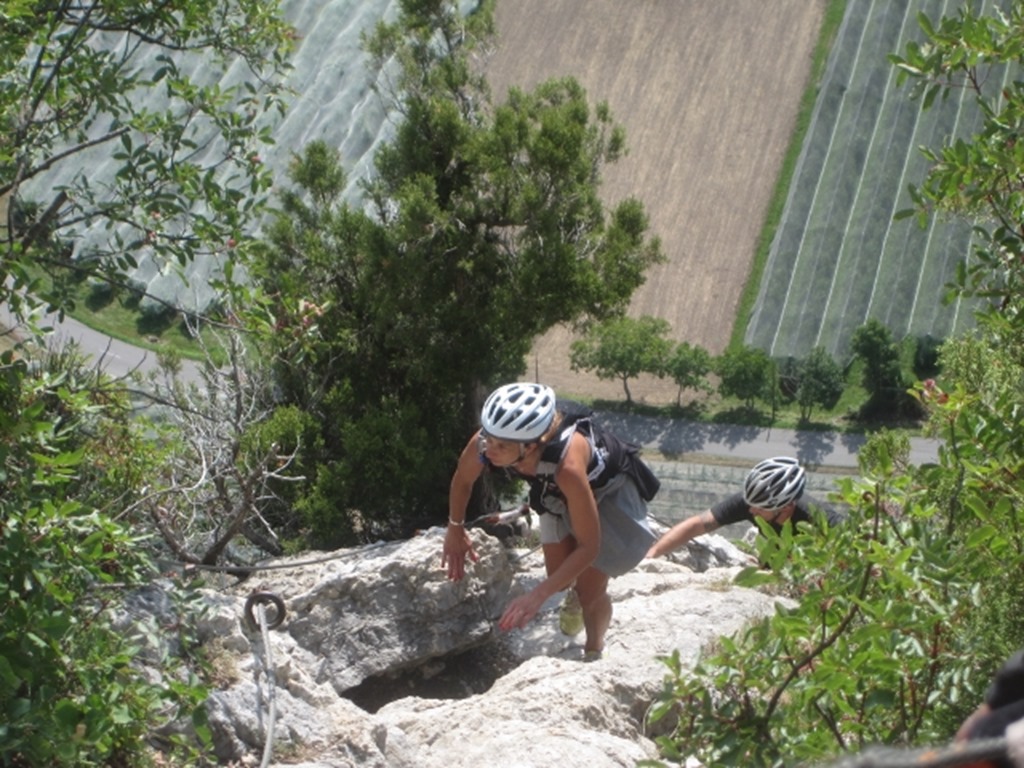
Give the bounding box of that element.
[19,0,477,314]
[745,0,987,362]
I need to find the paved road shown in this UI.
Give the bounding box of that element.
[3,306,941,470]
[596,410,940,472]
[1,303,201,382]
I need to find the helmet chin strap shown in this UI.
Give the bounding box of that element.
[511,442,528,465]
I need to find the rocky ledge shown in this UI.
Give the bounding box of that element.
[126,528,787,767]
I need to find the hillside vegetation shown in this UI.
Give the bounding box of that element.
[4,2,1024,766]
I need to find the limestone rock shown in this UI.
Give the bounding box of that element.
[144,527,786,766]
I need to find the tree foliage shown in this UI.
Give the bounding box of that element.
[648,444,982,766]
[0,3,298,764]
[0,346,209,766]
[787,346,845,422]
[891,3,1024,321]
[715,344,774,410]
[569,315,672,404]
[664,341,713,408]
[851,319,906,413]
[1,0,294,319]
[252,0,663,544]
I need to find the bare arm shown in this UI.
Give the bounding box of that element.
[646,510,719,558]
[498,432,598,630]
[442,432,484,581]
[544,431,601,593]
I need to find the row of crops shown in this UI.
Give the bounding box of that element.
[744,0,1002,361]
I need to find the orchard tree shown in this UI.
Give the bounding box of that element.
[715,344,774,410]
[253,0,663,543]
[569,315,672,404]
[850,318,906,414]
[794,346,845,422]
[1,0,294,319]
[664,340,713,408]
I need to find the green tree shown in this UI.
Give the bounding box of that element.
[715,344,774,410]
[794,345,845,422]
[253,0,663,544]
[569,315,672,404]
[0,346,209,766]
[851,318,905,414]
[663,340,713,408]
[912,333,943,379]
[647,439,979,766]
[0,5,297,764]
[1,0,294,318]
[891,3,1024,671]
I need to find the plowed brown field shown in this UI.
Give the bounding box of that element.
[484,0,826,405]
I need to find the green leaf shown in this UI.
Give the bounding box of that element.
[0,655,21,688]
[966,524,997,548]
[54,698,83,728]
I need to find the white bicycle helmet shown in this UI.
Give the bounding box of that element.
[743,456,806,510]
[480,382,556,442]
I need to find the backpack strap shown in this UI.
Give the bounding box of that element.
[488,405,661,511]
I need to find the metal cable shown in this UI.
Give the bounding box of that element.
[257,602,277,768]
[244,593,285,768]
[154,541,389,575]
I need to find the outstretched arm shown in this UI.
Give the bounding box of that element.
[646,510,719,558]
[499,432,598,631]
[443,433,483,581]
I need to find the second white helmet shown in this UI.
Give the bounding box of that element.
[480,382,556,442]
[743,456,806,511]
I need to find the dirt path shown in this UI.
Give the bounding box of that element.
[483,0,827,405]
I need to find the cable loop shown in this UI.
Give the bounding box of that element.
[244,591,286,631]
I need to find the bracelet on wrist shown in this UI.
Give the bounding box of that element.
[448,518,464,527]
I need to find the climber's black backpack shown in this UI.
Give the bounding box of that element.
[522,400,660,512]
